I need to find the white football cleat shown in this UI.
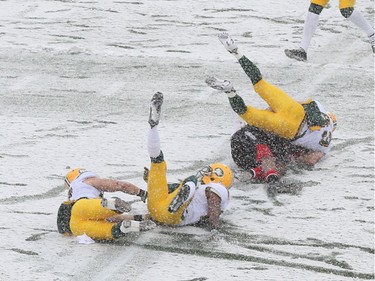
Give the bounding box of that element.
[218,32,238,54]
[148,92,163,128]
[205,76,235,93]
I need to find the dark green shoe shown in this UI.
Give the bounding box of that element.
[285,48,307,61]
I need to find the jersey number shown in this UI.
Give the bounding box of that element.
[319,131,332,147]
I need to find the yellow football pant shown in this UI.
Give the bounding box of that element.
[147,161,189,225]
[70,198,118,240]
[311,0,355,9]
[239,79,306,140]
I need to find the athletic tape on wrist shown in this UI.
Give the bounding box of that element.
[104,198,117,210]
[120,220,140,233]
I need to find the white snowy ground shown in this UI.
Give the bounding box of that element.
[0,0,374,280]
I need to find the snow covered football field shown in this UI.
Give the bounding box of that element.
[0,0,374,280]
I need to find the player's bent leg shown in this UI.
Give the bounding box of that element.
[147,158,168,217]
[72,220,116,240]
[70,199,119,240]
[168,176,197,213]
[146,156,188,225]
[239,106,303,139]
[236,56,304,124]
[148,185,189,225]
[255,80,305,131]
[71,198,118,220]
[160,177,196,224]
[253,79,304,115]
[252,79,305,139]
[285,2,324,61]
[148,171,195,225]
[341,0,374,52]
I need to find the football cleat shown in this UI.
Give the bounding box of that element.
[218,32,238,54]
[284,48,307,61]
[148,92,163,128]
[205,76,235,93]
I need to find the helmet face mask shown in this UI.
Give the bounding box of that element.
[327,112,337,131]
[201,163,234,189]
[212,167,224,177]
[198,166,225,177]
[198,166,212,177]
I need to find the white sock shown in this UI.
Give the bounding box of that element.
[348,9,374,37]
[233,51,244,60]
[147,126,161,158]
[225,91,237,98]
[120,220,140,233]
[300,11,320,52]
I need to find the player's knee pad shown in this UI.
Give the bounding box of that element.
[308,3,324,15]
[340,7,354,18]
